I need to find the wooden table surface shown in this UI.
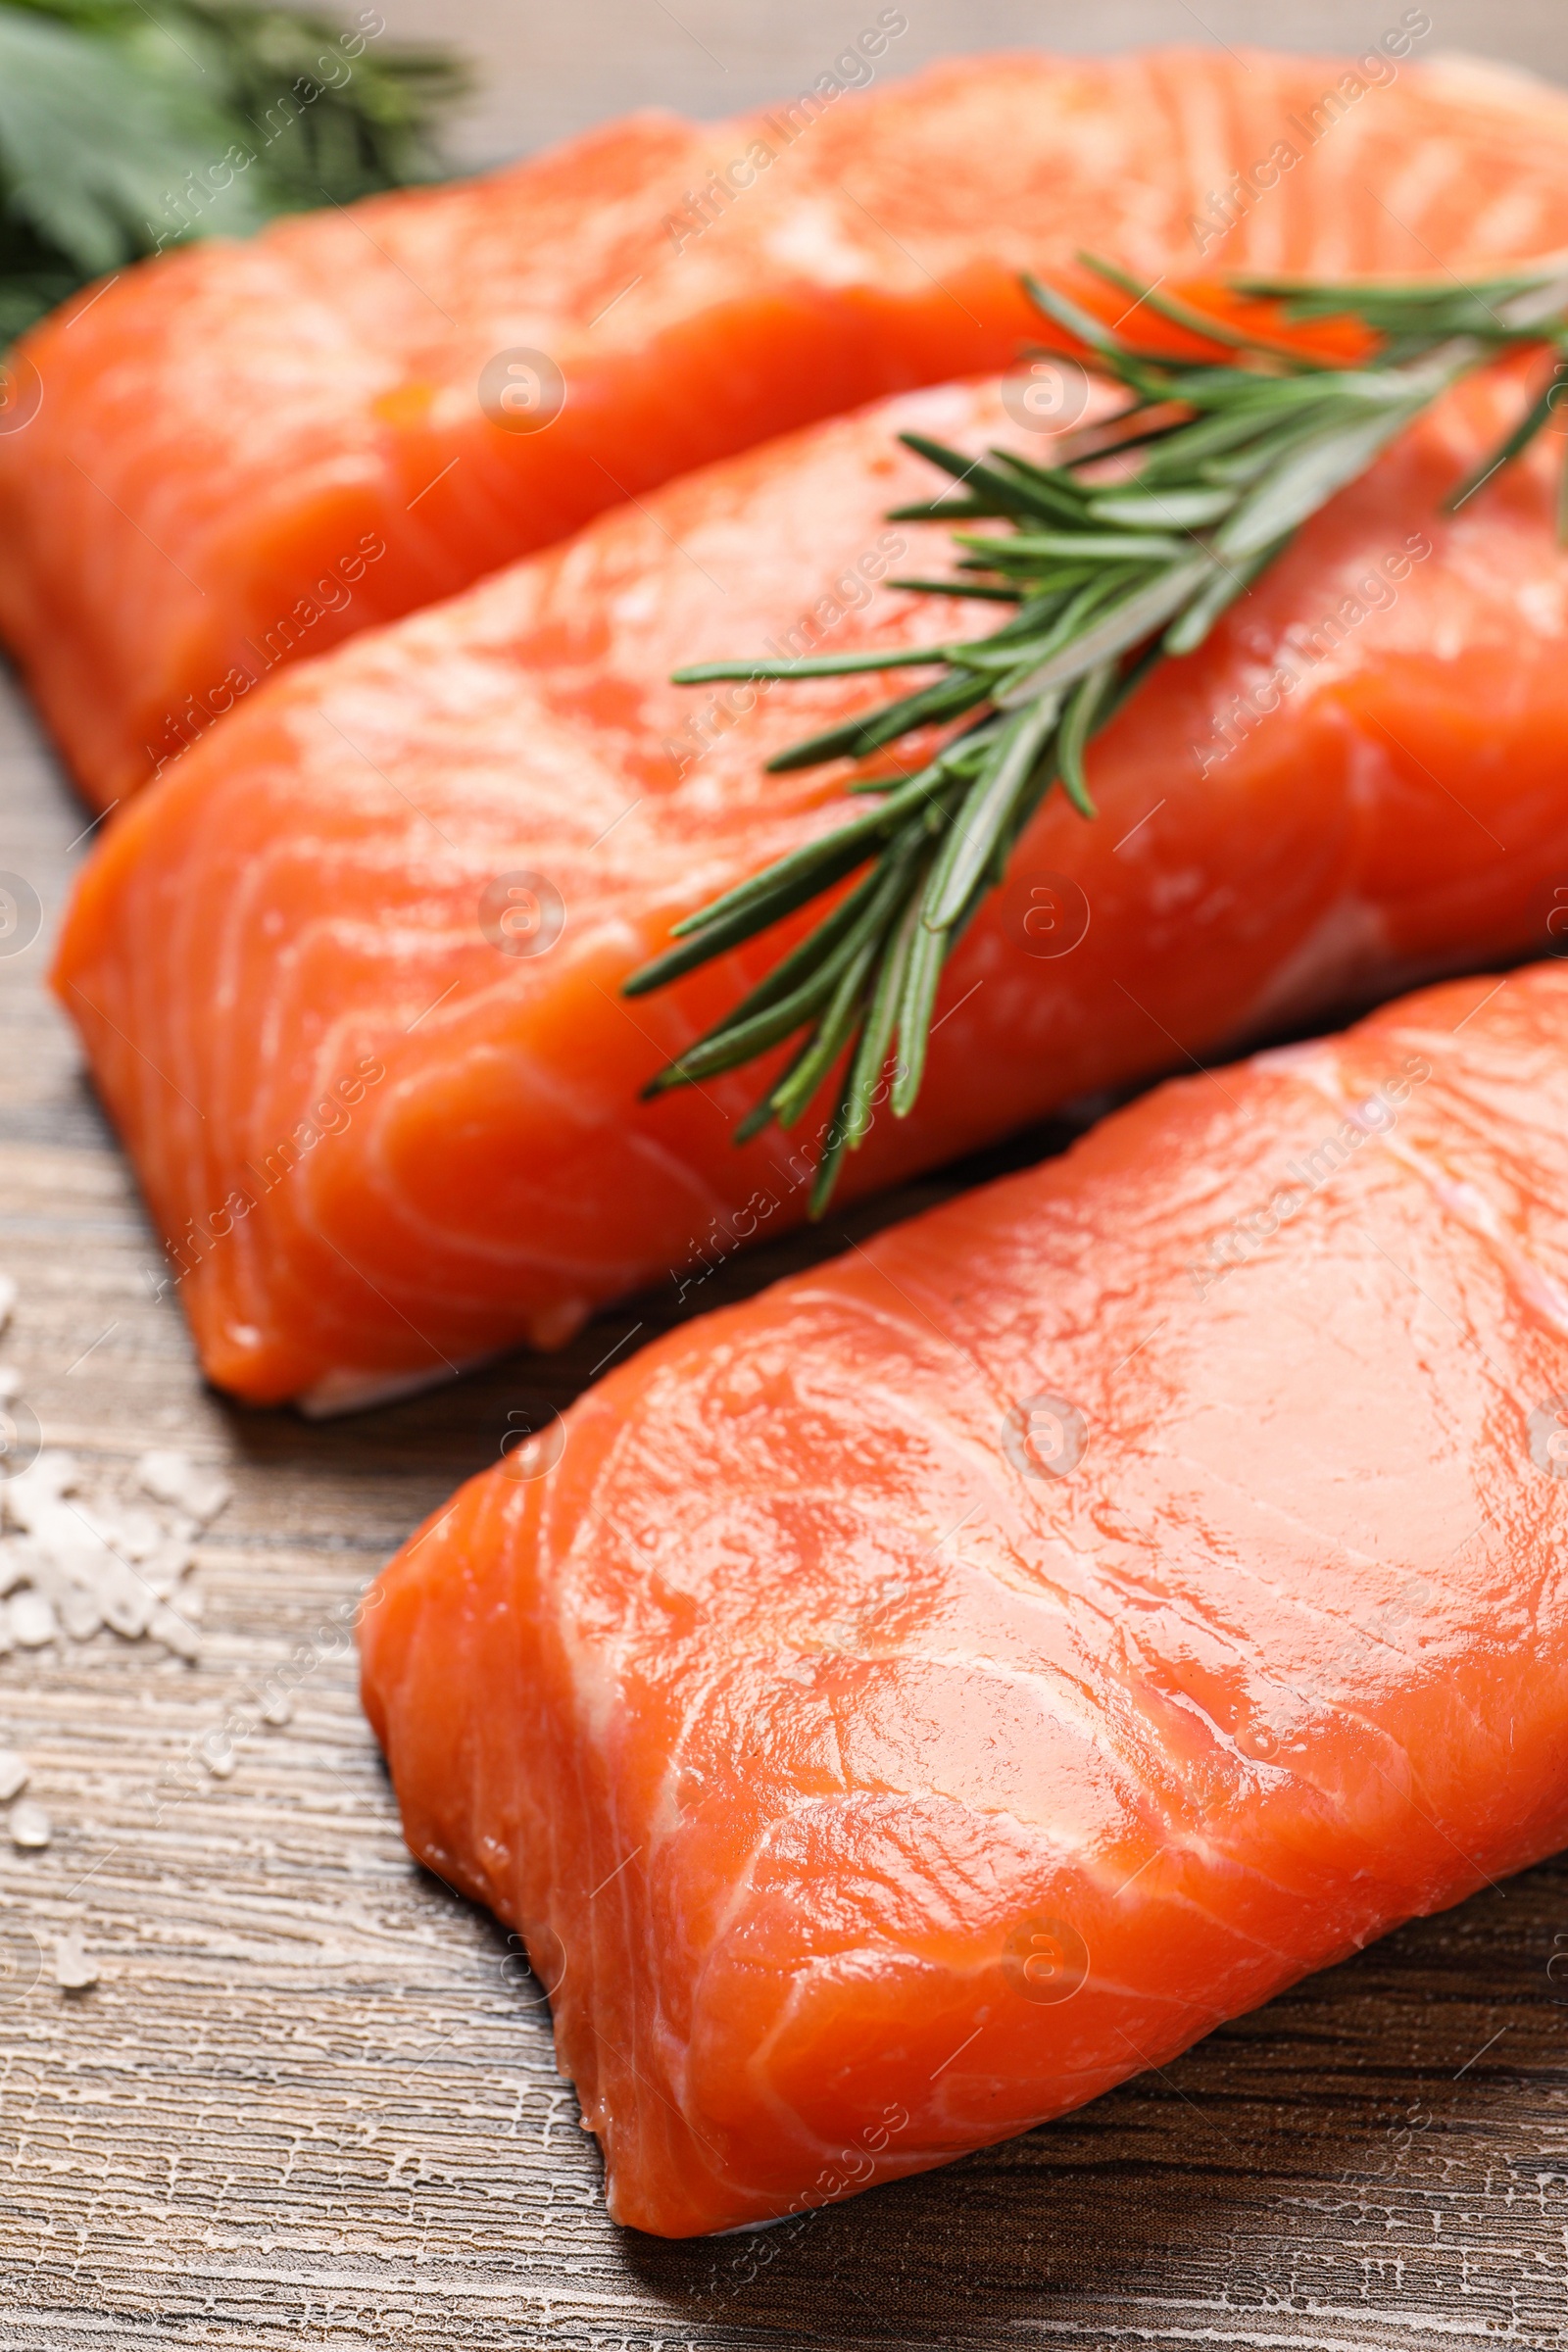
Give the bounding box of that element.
[7,10,1568,2343]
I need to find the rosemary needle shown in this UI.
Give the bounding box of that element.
[0,0,466,343]
[625,256,1568,1210]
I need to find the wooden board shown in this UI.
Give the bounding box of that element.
[10,633,1568,2352]
[7,12,1568,2340]
[386,0,1568,170]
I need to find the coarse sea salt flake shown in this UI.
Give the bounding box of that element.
[54,1929,96,1991]
[135,1449,231,1526]
[0,1368,21,1405]
[102,1580,153,1641]
[0,1537,44,1597]
[25,1511,106,1586]
[149,1602,199,1662]
[0,1750,28,1802]
[59,1584,103,1642]
[4,1452,79,1530]
[10,1592,56,1648]
[87,1503,163,1563]
[141,1540,194,1601]
[0,1276,15,1337]
[9,1800,50,1850]
[0,1446,210,1657]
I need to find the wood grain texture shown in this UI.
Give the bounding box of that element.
[6,12,1568,2339]
[386,0,1568,170]
[9,661,1568,2352]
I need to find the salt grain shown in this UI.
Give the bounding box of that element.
[101,1582,153,1642]
[3,1453,78,1533]
[58,1585,104,1642]
[0,1276,15,1338]
[9,1800,50,1850]
[0,1368,20,1405]
[54,1929,97,1992]
[140,1540,194,1601]
[0,1750,28,1802]
[0,1438,209,1662]
[90,1503,164,1563]
[148,1602,200,1663]
[0,1537,43,1596]
[30,1512,113,1587]
[135,1450,231,1527]
[10,1592,57,1649]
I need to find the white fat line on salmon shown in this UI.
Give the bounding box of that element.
[1185,1052,1433,1301]
[660,11,908,257]
[669,1057,909,1304]
[1190,533,1432,778]
[663,531,906,780]
[143,532,388,779]
[851,1500,986,1646]
[1188,11,1433,258]
[140,11,390,258]
[1237,1562,1446,1749]
[149,1054,386,1299]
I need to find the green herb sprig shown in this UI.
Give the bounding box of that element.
[625,257,1568,1211]
[0,0,468,343]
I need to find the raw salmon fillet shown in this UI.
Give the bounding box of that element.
[361,959,1568,2236]
[10,45,1568,807]
[54,353,1568,1410]
[53,353,1568,1410]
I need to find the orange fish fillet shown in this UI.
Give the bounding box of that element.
[53,362,1568,1409]
[9,44,1568,807]
[361,958,1568,2236]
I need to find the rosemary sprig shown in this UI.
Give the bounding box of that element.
[0,0,467,343]
[625,256,1568,1211]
